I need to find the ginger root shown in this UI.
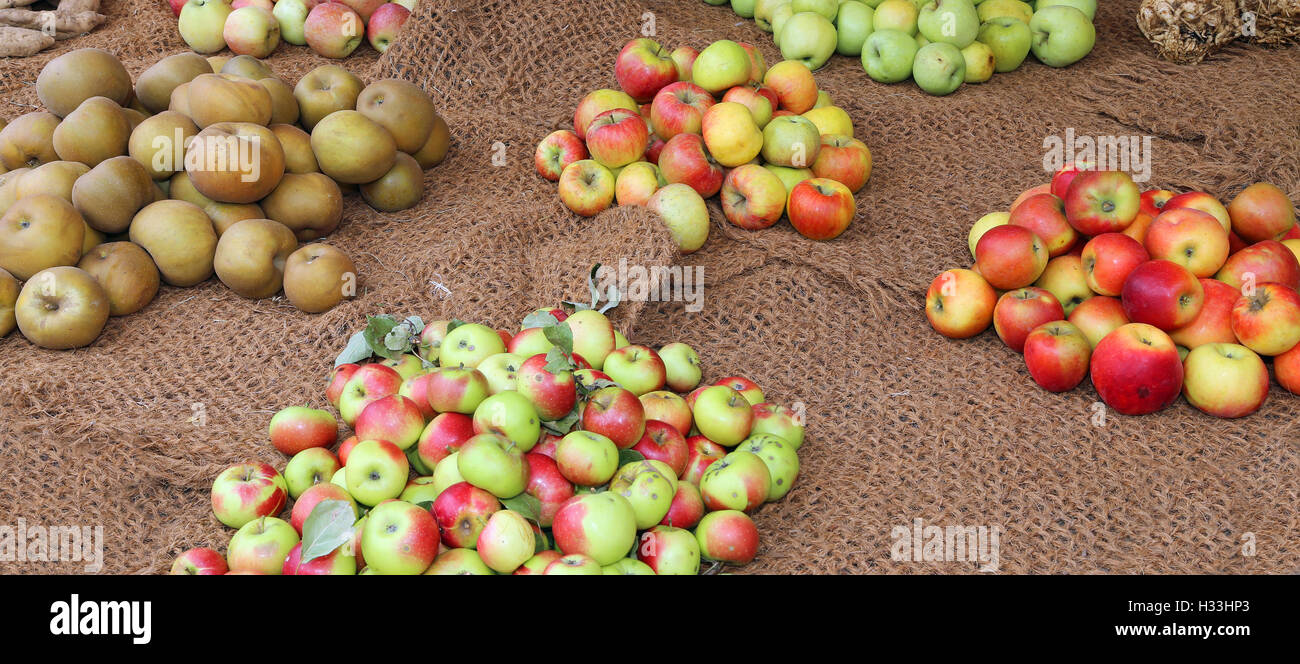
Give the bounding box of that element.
[1138,0,1300,63]
[0,25,55,56]
[0,9,104,35]
[56,0,101,12]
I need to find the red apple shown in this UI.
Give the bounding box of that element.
[787,177,854,241]
[1163,191,1230,232]
[170,547,228,575]
[659,481,704,529]
[580,386,645,449]
[1140,189,1176,218]
[1121,211,1155,245]
[585,108,648,169]
[810,134,871,193]
[269,406,337,456]
[645,133,667,164]
[337,435,360,467]
[515,352,578,421]
[631,419,689,477]
[682,435,725,485]
[1274,342,1300,394]
[432,481,500,549]
[615,38,679,103]
[1081,232,1149,296]
[338,363,404,427]
[1216,240,1300,291]
[993,287,1065,353]
[1010,182,1052,215]
[639,390,692,436]
[657,132,724,198]
[649,81,715,141]
[1010,193,1077,257]
[535,130,588,182]
[1067,295,1129,348]
[1231,282,1300,356]
[1121,260,1204,331]
[1143,207,1229,277]
[573,89,638,141]
[975,224,1049,290]
[1050,159,1094,200]
[354,394,426,451]
[326,363,360,409]
[289,482,355,536]
[720,163,785,230]
[1023,320,1091,392]
[524,452,575,527]
[1089,323,1184,415]
[414,412,474,470]
[925,268,997,339]
[1064,171,1140,235]
[695,509,759,565]
[1169,278,1240,349]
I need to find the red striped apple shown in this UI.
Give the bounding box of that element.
[1163,191,1230,232]
[616,38,679,103]
[1010,193,1077,257]
[1144,207,1229,277]
[573,89,638,140]
[558,159,615,217]
[810,134,871,193]
[338,363,403,427]
[762,60,817,113]
[1121,260,1204,331]
[355,394,425,451]
[1215,240,1300,291]
[614,162,664,207]
[649,81,715,140]
[585,108,648,169]
[670,46,698,80]
[787,177,854,241]
[1081,232,1148,296]
[695,509,759,565]
[1182,343,1269,418]
[416,412,474,470]
[362,500,439,574]
[1064,171,1139,235]
[366,2,409,53]
[1023,320,1091,392]
[535,130,588,182]
[926,268,997,339]
[1089,323,1184,415]
[269,406,337,456]
[211,461,288,528]
[1067,295,1129,348]
[721,163,786,230]
[432,481,500,548]
[1170,278,1239,349]
[304,2,364,59]
[721,85,773,128]
[994,287,1065,353]
[658,132,724,198]
[639,391,692,436]
[1228,182,1296,242]
[975,224,1048,290]
[1231,283,1300,356]
[714,376,763,405]
[424,367,489,415]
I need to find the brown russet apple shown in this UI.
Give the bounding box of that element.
[214,218,298,299]
[129,200,218,286]
[411,112,450,169]
[260,173,343,240]
[135,52,215,114]
[0,112,60,171]
[73,156,156,234]
[80,223,104,257]
[0,195,87,280]
[357,79,437,154]
[207,56,230,73]
[168,170,215,208]
[121,108,149,132]
[360,152,424,212]
[311,111,397,184]
[36,49,133,118]
[270,124,318,173]
[14,266,110,349]
[52,97,131,168]
[258,78,301,126]
[294,65,364,131]
[221,55,275,81]
[206,201,267,236]
[169,82,194,117]
[283,243,357,313]
[186,122,286,204]
[130,111,199,180]
[0,168,30,216]
[188,74,274,128]
[15,161,89,203]
[77,241,161,316]
[0,267,17,337]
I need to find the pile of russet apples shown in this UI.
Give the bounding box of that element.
[174,308,807,574]
[925,165,1300,418]
[535,37,870,249]
[172,0,414,59]
[0,47,449,350]
[713,0,1097,96]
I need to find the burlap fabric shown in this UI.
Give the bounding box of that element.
[1,0,1297,574]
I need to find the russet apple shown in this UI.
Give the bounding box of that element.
[51,97,129,168]
[36,49,131,118]
[128,200,218,286]
[268,124,318,174]
[213,218,298,299]
[0,268,17,337]
[0,194,85,280]
[411,110,450,169]
[311,110,397,184]
[1090,323,1184,415]
[0,112,59,172]
[187,74,274,128]
[282,243,356,313]
[357,79,437,155]
[975,223,1048,290]
[14,161,87,203]
[261,173,343,240]
[77,242,159,316]
[14,266,110,349]
[257,78,300,126]
[129,111,199,181]
[71,156,155,234]
[361,152,425,212]
[186,122,286,204]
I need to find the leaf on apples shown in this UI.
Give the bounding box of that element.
[542,322,574,355]
[617,449,646,466]
[414,500,434,513]
[701,560,723,575]
[543,347,576,375]
[445,318,468,334]
[542,409,581,436]
[597,283,621,314]
[576,377,619,399]
[500,493,542,522]
[521,311,561,330]
[362,315,400,359]
[404,316,425,334]
[533,527,550,554]
[301,499,357,564]
[335,330,373,367]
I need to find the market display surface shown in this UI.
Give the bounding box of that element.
[1,0,1298,574]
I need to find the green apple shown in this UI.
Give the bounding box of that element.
[762,115,822,168]
[692,385,755,447]
[912,42,966,95]
[961,40,996,82]
[457,432,528,498]
[873,0,918,34]
[226,516,299,574]
[1037,0,1096,21]
[271,0,309,46]
[862,29,919,83]
[399,476,442,505]
[658,342,702,392]
[977,0,1032,24]
[476,509,535,573]
[345,439,410,506]
[780,12,839,69]
[764,164,815,196]
[424,548,496,575]
[362,500,440,575]
[917,0,979,48]
[772,3,797,46]
[178,0,234,54]
[551,491,638,565]
[792,0,839,20]
[699,450,772,512]
[692,40,752,94]
[431,451,466,495]
[814,90,834,107]
[646,183,709,255]
[977,16,1032,72]
[835,1,875,56]
[440,322,507,369]
[603,558,657,575]
[915,32,931,47]
[739,433,800,500]
[1029,5,1096,67]
[755,0,789,31]
[731,0,758,18]
[968,211,1010,258]
[608,461,676,529]
[703,0,728,4]
[637,525,700,575]
[555,430,620,487]
[477,352,524,395]
[566,308,616,370]
[471,391,541,452]
[330,467,347,490]
[283,447,341,499]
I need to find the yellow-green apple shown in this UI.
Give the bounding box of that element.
[557,159,615,217]
[834,0,876,54]
[565,309,616,371]
[581,386,646,449]
[636,526,699,574]
[646,182,710,253]
[311,110,396,184]
[224,6,281,57]
[573,89,639,140]
[1023,320,1091,392]
[171,548,228,575]
[13,266,108,350]
[738,432,799,500]
[658,342,702,392]
[1231,283,1300,356]
[535,130,588,181]
[227,516,298,574]
[211,461,288,528]
[1228,182,1295,243]
[810,134,871,192]
[293,65,364,131]
[269,406,337,456]
[476,509,535,573]
[911,42,965,95]
[288,482,356,535]
[0,195,85,280]
[440,322,506,369]
[1064,171,1139,235]
[658,133,724,198]
[1215,240,1300,291]
[475,352,523,396]
[961,41,997,82]
[614,161,665,206]
[715,376,764,405]
[326,364,360,409]
[424,367,490,415]
[779,11,837,68]
[555,430,620,486]
[720,163,785,230]
[381,354,425,380]
[1028,4,1096,67]
[670,46,699,80]
[552,491,638,565]
[284,447,341,499]
[925,268,996,338]
[1067,295,1128,348]
[1140,189,1176,218]
[640,391,692,436]
[179,0,236,54]
[699,449,770,512]
[609,461,675,528]
[1143,207,1229,278]
[346,439,409,506]
[650,81,715,140]
[471,391,541,452]
[722,85,773,128]
[585,108,648,169]
[692,385,754,447]
[399,476,441,504]
[696,509,759,564]
[632,419,690,477]
[1170,278,1239,349]
[513,550,561,575]
[616,38,679,103]
[456,432,527,498]
[1080,232,1148,296]
[305,2,365,58]
[1163,191,1230,233]
[918,0,979,47]
[691,40,752,94]
[356,395,425,451]
[802,105,854,137]
[1182,343,1269,418]
[1034,255,1092,316]
[432,481,499,548]
[523,452,574,527]
[761,115,820,169]
[977,15,1032,71]
[788,177,855,240]
[424,547,494,575]
[993,287,1065,352]
[282,541,356,575]
[362,499,439,574]
[1121,260,1204,331]
[273,0,311,45]
[967,212,1010,258]
[339,363,404,425]
[751,402,805,449]
[602,344,668,396]
[1010,193,1076,257]
[701,102,763,167]
[682,435,726,485]
[366,2,409,53]
[1090,323,1184,415]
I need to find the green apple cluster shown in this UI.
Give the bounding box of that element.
[723,0,1098,96]
[176,0,420,59]
[182,302,813,575]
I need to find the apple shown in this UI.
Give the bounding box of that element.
[650,81,715,142]
[367,2,410,53]
[471,391,541,452]
[272,0,311,45]
[553,430,619,487]
[535,130,588,182]
[760,116,820,171]
[346,439,409,506]
[1142,207,1229,278]
[1090,323,1184,415]
[179,0,236,54]
[1121,260,1205,331]
[1034,255,1092,316]
[637,525,700,575]
[975,224,1048,290]
[917,0,979,48]
[424,548,495,575]
[1170,278,1240,349]
[1231,283,1300,356]
[835,0,877,56]
[338,363,404,426]
[552,492,639,566]
[762,61,819,116]
[558,159,615,217]
[692,40,752,95]
[1275,342,1300,394]
[603,344,668,396]
[861,29,919,83]
[993,287,1065,353]
[695,509,760,565]
[1164,191,1231,232]
[658,133,724,198]
[614,161,665,207]
[1028,5,1095,67]
[1022,320,1091,392]
[630,419,689,477]
[722,85,774,129]
[211,461,288,528]
[640,391,692,437]
[579,386,646,449]
[432,481,500,548]
[439,323,506,370]
[912,42,965,95]
[283,447,341,499]
[288,483,357,536]
[1081,232,1149,296]
[522,453,574,527]
[1141,189,1177,218]
[337,436,360,468]
[780,11,838,69]
[1215,240,1300,291]
[691,385,754,447]
[647,183,710,254]
[1228,182,1296,243]
[227,516,298,574]
[967,212,1011,259]
[224,6,281,58]
[810,134,871,193]
[787,177,855,240]
[702,102,763,168]
[544,554,602,575]
[414,411,475,474]
[361,500,439,574]
[514,550,562,575]
[171,547,228,575]
[268,406,337,456]
[615,38,679,103]
[737,433,799,501]
[456,432,528,498]
[1065,171,1139,235]
[304,2,365,59]
[573,89,639,140]
[1181,343,1269,418]
[608,461,675,528]
[1068,295,1129,348]
[1011,182,1053,214]
[978,16,1031,72]
[670,46,699,81]
[356,395,425,451]
[585,108,649,169]
[282,541,356,576]
[513,352,579,422]
[681,435,726,485]
[471,509,534,574]
[1009,193,1076,257]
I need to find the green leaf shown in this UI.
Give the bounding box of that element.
[521,311,560,330]
[598,284,621,314]
[542,322,574,355]
[617,449,646,466]
[533,528,550,554]
[405,316,425,334]
[501,493,542,522]
[301,499,357,564]
[383,326,411,351]
[363,315,400,360]
[585,263,603,310]
[562,300,593,312]
[543,346,576,375]
[445,318,468,334]
[576,376,619,399]
[334,331,372,367]
[542,409,581,435]
[414,500,434,513]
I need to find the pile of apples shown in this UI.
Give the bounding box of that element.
[171,0,414,59]
[0,47,449,350]
[535,37,871,249]
[713,0,1098,96]
[925,164,1300,418]
[174,306,808,575]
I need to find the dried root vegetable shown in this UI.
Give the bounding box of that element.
[1138,0,1300,63]
[0,0,39,8]
[0,25,54,56]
